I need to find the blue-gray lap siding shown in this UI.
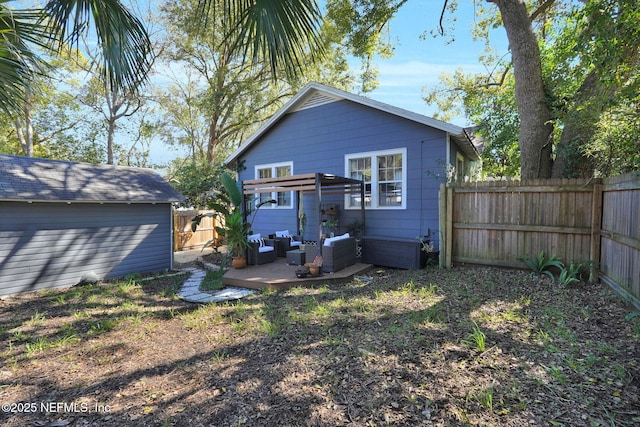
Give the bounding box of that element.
[237,100,449,244]
[0,202,172,296]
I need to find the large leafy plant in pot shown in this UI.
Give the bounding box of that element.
[222,209,250,269]
[192,172,249,269]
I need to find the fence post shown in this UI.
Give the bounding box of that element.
[590,183,603,282]
[439,183,453,268]
[173,211,180,252]
[446,185,453,267]
[439,183,446,267]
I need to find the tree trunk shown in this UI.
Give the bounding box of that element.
[488,0,554,179]
[16,90,34,157]
[551,71,603,178]
[207,118,219,163]
[107,117,116,164]
[552,0,639,178]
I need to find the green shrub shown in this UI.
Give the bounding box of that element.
[518,251,564,281]
[558,262,583,286]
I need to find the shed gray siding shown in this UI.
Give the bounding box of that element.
[0,154,183,296]
[238,100,450,242]
[0,202,172,296]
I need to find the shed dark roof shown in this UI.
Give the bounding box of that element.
[0,155,184,203]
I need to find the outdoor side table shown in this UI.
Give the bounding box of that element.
[286,249,306,266]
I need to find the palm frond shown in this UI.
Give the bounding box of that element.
[202,0,324,79]
[0,3,50,114]
[40,0,151,93]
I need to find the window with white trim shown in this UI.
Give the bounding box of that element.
[345,148,406,209]
[255,162,293,208]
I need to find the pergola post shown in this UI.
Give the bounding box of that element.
[315,173,322,244]
[360,179,366,234]
[295,190,301,239]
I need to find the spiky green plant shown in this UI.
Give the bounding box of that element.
[464,321,487,352]
[477,384,495,411]
[558,262,583,286]
[518,251,564,281]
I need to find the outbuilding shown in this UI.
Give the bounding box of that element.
[0,154,184,296]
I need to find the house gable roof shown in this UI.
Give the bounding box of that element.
[225,82,480,164]
[0,155,184,203]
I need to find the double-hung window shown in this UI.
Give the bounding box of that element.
[345,148,406,209]
[255,162,293,208]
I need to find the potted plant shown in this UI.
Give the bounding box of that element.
[192,172,250,269]
[418,238,439,266]
[224,209,250,268]
[324,219,339,237]
[346,219,365,239]
[304,262,321,277]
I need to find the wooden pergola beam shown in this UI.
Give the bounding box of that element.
[241,173,366,244]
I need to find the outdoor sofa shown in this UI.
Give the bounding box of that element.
[305,233,356,273]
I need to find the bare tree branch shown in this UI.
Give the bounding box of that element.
[439,0,449,36]
[530,0,556,21]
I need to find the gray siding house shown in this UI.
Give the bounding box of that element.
[225,83,479,249]
[0,155,184,296]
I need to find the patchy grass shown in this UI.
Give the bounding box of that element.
[0,267,638,426]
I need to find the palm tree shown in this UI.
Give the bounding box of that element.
[203,0,325,78]
[0,0,324,116]
[0,0,151,115]
[0,4,49,115]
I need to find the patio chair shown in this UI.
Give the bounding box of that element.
[305,234,356,273]
[247,233,276,265]
[270,230,302,257]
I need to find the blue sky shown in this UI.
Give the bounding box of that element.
[361,0,509,125]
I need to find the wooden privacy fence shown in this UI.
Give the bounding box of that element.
[599,173,640,307]
[173,209,218,251]
[439,172,640,308]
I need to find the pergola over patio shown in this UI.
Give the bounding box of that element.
[242,173,365,243]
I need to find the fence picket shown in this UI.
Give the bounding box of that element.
[173,209,218,251]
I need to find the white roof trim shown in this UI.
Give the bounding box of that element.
[225,82,470,164]
[291,91,341,112]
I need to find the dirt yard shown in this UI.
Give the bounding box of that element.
[1,260,639,426]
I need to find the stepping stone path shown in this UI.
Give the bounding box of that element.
[177,263,255,304]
